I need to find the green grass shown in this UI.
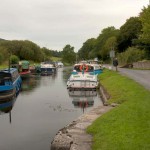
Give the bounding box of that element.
[87,69,150,150]
[0,64,8,69]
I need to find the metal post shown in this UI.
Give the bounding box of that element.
[8,54,11,72]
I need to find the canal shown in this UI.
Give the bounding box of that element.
[0,67,103,150]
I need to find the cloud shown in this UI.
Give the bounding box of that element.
[0,0,148,51]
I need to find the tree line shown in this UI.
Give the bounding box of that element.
[0,39,62,64]
[0,6,150,65]
[77,5,150,64]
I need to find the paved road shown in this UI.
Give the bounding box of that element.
[118,68,150,91]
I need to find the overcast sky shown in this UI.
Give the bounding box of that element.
[0,0,149,52]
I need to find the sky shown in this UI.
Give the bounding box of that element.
[0,0,149,52]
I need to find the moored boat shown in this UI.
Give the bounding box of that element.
[0,68,22,101]
[19,60,31,78]
[40,62,57,76]
[29,65,41,75]
[88,60,103,75]
[67,63,99,90]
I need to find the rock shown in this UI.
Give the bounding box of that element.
[51,133,73,150]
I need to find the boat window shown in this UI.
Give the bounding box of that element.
[95,66,100,69]
[88,66,94,72]
[0,72,12,84]
[74,65,81,72]
[47,68,52,71]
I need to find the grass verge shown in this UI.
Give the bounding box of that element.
[87,69,150,150]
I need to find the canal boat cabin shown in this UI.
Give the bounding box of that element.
[19,60,31,78]
[40,62,57,76]
[0,68,22,100]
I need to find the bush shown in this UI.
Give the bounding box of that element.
[0,53,3,64]
[117,47,146,65]
[10,55,20,64]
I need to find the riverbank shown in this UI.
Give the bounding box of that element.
[50,85,113,150]
[51,69,150,150]
[87,69,150,150]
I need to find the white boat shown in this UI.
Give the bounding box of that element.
[40,62,57,75]
[88,60,103,74]
[57,62,64,68]
[67,63,99,90]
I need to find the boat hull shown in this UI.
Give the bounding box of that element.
[0,68,22,101]
[20,71,31,79]
[67,71,98,90]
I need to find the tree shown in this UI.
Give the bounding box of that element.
[117,17,142,52]
[78,38,96,60]
[62,44,76,64]
[0,53,3,64]
[138,6,150,59]
[139,6,150,44]
[10,55,20,64]
[94,26,119,60]
[100,36,117,59]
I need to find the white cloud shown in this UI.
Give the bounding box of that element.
[0,0,148,51]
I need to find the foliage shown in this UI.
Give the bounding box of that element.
[138,6,150,59]
[0,40,61,64]
[117,47,146,65]
[78,38,96,60]
[101,36,117,59]
[139,6,150,44]
[117,17,142,52]
[0,53,3,64]
[62,44,76,64]
[78,26,119,61]
[87,69,150,150]
[10,55,20,64]
[95,26,119,60]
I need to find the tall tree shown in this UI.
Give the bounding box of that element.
[62,44,76,64]
[101,36,117,59]
[139,6,150,44]
[117,17,142,52]
[94,26,119,60]
[78,38,96,60]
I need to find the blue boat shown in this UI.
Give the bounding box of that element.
[0,68,22,100]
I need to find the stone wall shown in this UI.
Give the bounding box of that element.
[133,61,150,69]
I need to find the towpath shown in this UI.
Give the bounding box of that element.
[117,68,150,91]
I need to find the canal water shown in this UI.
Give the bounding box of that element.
[0,67,103,150]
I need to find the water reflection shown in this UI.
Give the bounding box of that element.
[68,90,97,113]
[0,67,103,150]
[21,76,41,93]
[0,96,16,123]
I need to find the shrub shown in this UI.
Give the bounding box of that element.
[117,47,146,65]
[10,55,20,64]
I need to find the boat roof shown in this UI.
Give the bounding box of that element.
[74,63,99,67]
[0,68,18,74]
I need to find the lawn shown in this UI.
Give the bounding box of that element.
[87,69,150,150]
